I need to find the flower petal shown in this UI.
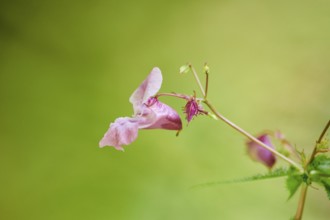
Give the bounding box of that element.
[99,117,140,151]
[246,134,276,168]
[138,98,182,130]
[129,67,162,114]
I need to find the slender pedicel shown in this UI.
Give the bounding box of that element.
[203,100,304,172]
[188,64,303,171]
[306,119,330,166]
[189,65,206,97]
[155,92,190,100]
[204,70,209,99]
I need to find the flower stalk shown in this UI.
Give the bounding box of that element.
[203,99,304,172]
[155,92,189,100]
[188,64,304,172]
[294,119,330,220]
[100,64,329,220]
[294,184,308,220]
[204,64,209,99]
[190,65,206,97]
[306,119,330,166]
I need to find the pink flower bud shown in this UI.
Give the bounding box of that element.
[246,134,276,168]
[183,97,206,123]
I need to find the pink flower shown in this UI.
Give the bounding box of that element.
[184,97,206,123]
[246,134,276,168]
[99,67,182,151]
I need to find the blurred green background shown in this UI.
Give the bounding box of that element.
[1,0,329,219]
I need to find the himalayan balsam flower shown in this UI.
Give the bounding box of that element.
[184,97,206,123]
[246,134,276,168]
[99,67,182,151]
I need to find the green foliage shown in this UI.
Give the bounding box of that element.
[307,155,330,200]
[192,167,289,189]
[321,179,330,200]
[286,167,303,200]
[309,155,330,176]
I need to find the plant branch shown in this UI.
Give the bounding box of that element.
[155,92,189,100]
[203,99,304,172]
[294,119,330,219]
[307,119,330,166]
[294,184,308,220]
[189,65,206,97]
[204,70,209,99]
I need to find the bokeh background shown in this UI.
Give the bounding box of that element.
[1,0,329,219]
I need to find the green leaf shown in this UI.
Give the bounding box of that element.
[179,64,190,74]
[321,179,330,200]
[191,167,289,189]
[286,174,303,199]
[309,155,330,176]
[286,167,306,200]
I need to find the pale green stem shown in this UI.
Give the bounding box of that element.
[156,91,300,170]
[204,71,209,99]
[190,65,206,97]
[294,119,330,219]
[294,184,308,220]
[187,64,303,171]
[186,65,330,220]
[306,119,330,166]
[203,100,304,172]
